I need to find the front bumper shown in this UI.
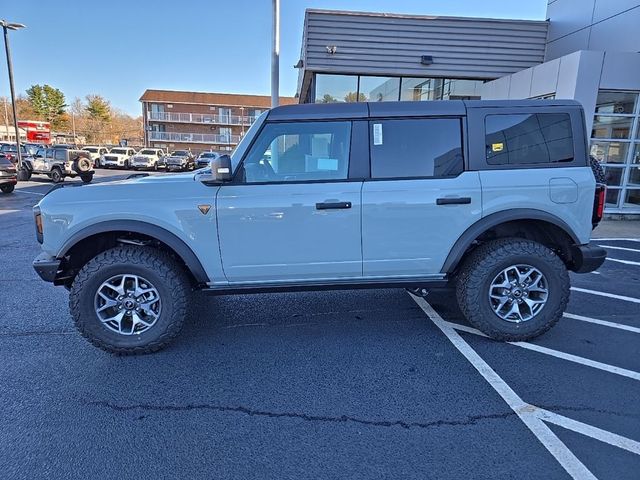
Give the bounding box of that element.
[571,244,607,273]
[33,252,61,283]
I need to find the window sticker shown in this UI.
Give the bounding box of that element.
[373,123,383,145]
[492,142,504,152]
[317,158,339,171]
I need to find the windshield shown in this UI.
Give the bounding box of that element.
[140,150,157,155]
[111,148,128,154]
[200,153,216,158]
[0,157,12,166]
[172,150,189,156]
[84,147,99,152]
[231,110,268,172]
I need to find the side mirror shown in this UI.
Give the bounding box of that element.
[202,154,232,184]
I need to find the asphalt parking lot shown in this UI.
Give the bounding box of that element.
[1,170,639,480]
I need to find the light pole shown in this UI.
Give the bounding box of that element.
[1,20,26,169]
[271,0,279,108]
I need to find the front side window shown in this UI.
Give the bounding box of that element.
[370,119,463,178]
[485,113,574,165]
[240,121,351,183]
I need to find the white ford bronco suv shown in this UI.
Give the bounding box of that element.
[32,100,607,354]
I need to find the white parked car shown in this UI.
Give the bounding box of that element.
[195,151,221,169]
[101,147,137,169]
[130,148,166,170]
[81,146,110,168]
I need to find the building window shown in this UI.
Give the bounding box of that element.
[485,114,574,165]
[589,90,640,211]
[315,74,359,103]
[370,119,463,178]
[359,77,400,102]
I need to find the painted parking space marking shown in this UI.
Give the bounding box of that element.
[411,294,596,480]
[564,312,640,334]
[593,238,640,242]
[599,244,640,254]
[0,209,20,215]
[571,287,640,304]
[411,294,640,479]
[14,189,45,196]
[438,319,640,381]
[606,257,640,266]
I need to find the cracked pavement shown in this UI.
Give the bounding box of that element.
[1,170,639,479]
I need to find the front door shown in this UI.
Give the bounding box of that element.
[361,117,482,277]
[217,120,362,283]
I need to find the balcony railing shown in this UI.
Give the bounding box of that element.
[147,111,258,125]
[148,131,242,144]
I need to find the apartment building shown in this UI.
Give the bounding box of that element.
[140,90,296,153]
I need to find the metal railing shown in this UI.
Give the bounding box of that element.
[148,111,258,125]
[148,131,242,144]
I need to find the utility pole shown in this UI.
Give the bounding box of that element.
[271,0,280,108]
[1,20,26,169]
[71,112,76,144]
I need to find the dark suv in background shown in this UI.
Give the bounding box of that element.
[0,156,17,193]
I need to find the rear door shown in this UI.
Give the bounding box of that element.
[361,117,482,277]
[216,120,364,283]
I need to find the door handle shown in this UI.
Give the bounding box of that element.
[436,197,472,205]
[316,201,352,210]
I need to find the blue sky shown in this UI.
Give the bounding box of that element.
[2,1,546,115]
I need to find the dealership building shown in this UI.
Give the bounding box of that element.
[296,2,640,213]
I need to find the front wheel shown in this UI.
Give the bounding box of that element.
[69,246,191,354]
[456,238,569,341]
[80,174,93,183]
[0,183,15,193]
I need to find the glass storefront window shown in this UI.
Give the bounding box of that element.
[445,79,483,99]
[605,189,620,208]
[595,91,638,115]
[628,166,640,186]
[633,144,640,164]
[400,78,437,101]
[602,165,625,187]
[592,116,634,139]
[359,76,400,102]
[590,141,630,163]
[625,189,640,207]
[314,74,358,103]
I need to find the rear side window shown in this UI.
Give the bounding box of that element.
[485,113,573,165]
[370,119,463,179]
[54,149,66,161]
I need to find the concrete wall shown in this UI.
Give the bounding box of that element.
[546,0,640,61]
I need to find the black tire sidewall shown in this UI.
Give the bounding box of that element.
[51,168,63,183]
[1,184,14,193]
[73,262,183,351]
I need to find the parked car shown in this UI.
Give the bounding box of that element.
[164,150,195,171]
[31,100,607,354]
[0,156,17,193]
[0,143,32,164]
[195,151,220,169]
[23,146,94,183]
[82,146,110,168]
[130,148,166,170]
[101,147,137,169]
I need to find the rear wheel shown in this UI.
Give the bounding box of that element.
[51,167,64,183]
[80,174,93,183]
[17,167,31,181]
[69,246,191,354]
[0,183,15,193]
[456,238,569,341]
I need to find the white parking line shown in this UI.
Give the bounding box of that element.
[606,257,640,266]
[411,294,640,475]
[14,189,45,196]
[564,312,640,334]
[599,244,640,254]
[411,295,597,480]
[0,209,19,215]
[571,287,640,304]
[593,238,640,242]
[440,320,640,381]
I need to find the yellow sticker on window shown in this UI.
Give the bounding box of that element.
[492,143,504,152]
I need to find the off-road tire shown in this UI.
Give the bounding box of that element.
[456,238,570,341]
[69,246,191,355]
[17,168,30,181]
[0,183,15,193]
[590,155,606,184]
[73,156,92,173]
[80,174,93,183]
[51,167,64,183]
